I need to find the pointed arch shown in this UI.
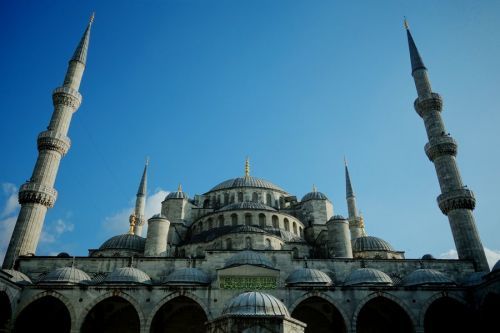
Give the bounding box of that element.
[0,291,12,332]
[421,293,472,332]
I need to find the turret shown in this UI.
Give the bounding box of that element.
[326,215,353,258]
[144,214,170,256]
[131,159,148,236]
[344,159,367,239]
[3,14,94,269]
[405,20,489,271]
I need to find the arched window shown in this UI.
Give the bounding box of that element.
[293,222,297,235]
[203,199,210,208]
[279,196,285,208]
[226,238,232,250]
[0,292,11,332]
[265,238,272,249]
[272,215,279,228]
[150,296,208,333]
[266,193,272,206]
[238,192,244,202]
[245,213,252,226]
[292,247,299,258]
[284,218,290,231]
[196,246,204,258]
[357,297,413,333]
[259,213,266,227]
[15,296,72,333]
[207,218,213,229]
[231,214,238,226]
[245,237,252,249]
[230,193,235,203]
[224,193,229,205]
[218,215,224,227]
[291,297,346,333]
[252,192,259,202]
[299,226,303,237]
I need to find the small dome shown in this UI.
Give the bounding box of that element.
[286,268,332,286]
[352,236,395,252]
[56,252,71,258]
[301,191,329,202]
[2,269,32,285]
[402,269,455,286]
[344,268,393,286]
[103,267,151,284]
[208,176,287,193]
[225,251,274,269]
[222,292,289,317]
[421,254,436,260]
[99,234,146,252]
[218,201,277,212]
[491,260,500,272]
[165,191,189,200]
[461,272,486,286]
[162,268,210,285]
[39,267,91,284]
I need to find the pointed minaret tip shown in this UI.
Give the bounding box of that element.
[345,160,354,198]
[71,13,94,65]
[245,157,250,178]
[405,19,427,74]
[178,183,183,192]
[90,12,95,24]
[403,17,409,30]
[137,161,148,196]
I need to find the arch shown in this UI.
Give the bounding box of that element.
[259,213,266,227]
[218,215,225,227]
[291,295,347,333]
[226,238,233,250]
[353,294,414,333]
[299,226,303,237]
[15,295,71,333]
[480,292,500,331]
[224,193,229,205]
[245,236,253,249]
[238,192,244,202]
[0,291,11,332]
[265,238,272,249]
[145,292,211,330]
[266,193,272,206]
[284,218,290,231]
[252,192,259,202]
[150,295,208,333]
[293,221,297,235]
[203,199,210,208]
[231,213,238,226]
[423,295,472,333]
[272,215,279,228]
[81,296,140,333]
[292,247,299,259]
[230,193,235,203]
[207,218,213,229]
[245,213,252,226]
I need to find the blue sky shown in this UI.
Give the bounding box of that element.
[1,1,499,266]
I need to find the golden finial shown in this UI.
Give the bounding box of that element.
[312,184,317,192]
[128,213,136,235]
[178,183,183,192]
[145,156,150,166]
[245,157,250,177]
[89,12,95,24]
[403,17,409,30]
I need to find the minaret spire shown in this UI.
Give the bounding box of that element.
[406,21,489,271]
[3,15,94,269]
[132,159,148,236]
[344,159,366,239]
[244,157,250,178]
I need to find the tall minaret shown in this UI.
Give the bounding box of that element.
[405,20,489,272]
[3,14,94,269]
[131,160,148,236]
[344,159,367,239]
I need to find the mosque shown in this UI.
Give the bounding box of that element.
[0,14,499,333]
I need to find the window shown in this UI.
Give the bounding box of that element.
[293,222,297,235]
[224,193,229,205]
[226,238,232,250]
[218,215,224,227]
[245,213,252,226]
[272,215,278,228]
[259,213,266,227]
[238,192,244,202]
[245,237,252,249]
[266,193,272,206]
[231,214,238,226]
[265,238,272,249]
[284,218,290,231]
[230,194,235,203]
[207,218,213,229]
[252,192,259,202]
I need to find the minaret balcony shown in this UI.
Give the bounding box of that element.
[18,182,58,208]
[437,188,475,215]
[52,86,82,109]
[37,130,71,155]
[424,136,458,161]
[414,93,443,117]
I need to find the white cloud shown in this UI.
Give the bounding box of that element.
[440,247,500,269]
[40,218,75,245]
[0,216,17,264]
[1,183,19,218]
[0,183,20,263]
[101,189,168,238]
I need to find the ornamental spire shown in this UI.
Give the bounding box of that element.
[178,183,183,192]
[404,18,426,74]
[137,158,148,196]
[71,12,95,66]
[245,157,250,178]
[345,158,354,198]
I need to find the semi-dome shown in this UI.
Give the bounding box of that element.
[301,191,329,202]
[208,176,287,193]
[39,266,91,284]
[352,236,395,252]
[286,268,333,286]
[225,250,274,269]
[2,269,32,285]
[344,268,393,286]
[103,267,151,284]
[218,201,277,212]
[222,292,289,317]
[162,268,210,285]
[165,191,189,200]
[99,234,146,252]
[402,269,455,286]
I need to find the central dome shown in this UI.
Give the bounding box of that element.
[207,176,287,193]
[222,292,290,317]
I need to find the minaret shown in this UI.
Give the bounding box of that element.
[131,159,148,236]
[405,20,489,271]
[345,159,367,239]
[245,157,250,178]
[3,14,94,269]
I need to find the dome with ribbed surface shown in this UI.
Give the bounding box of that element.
[165,191,189,200]
[301,191,329,202]
[225,251,274,269]
[286,268,333,286]
[39,267,91,284]
[402,269,455,286]
[344,268,393,286]
[162,268,210,285]
[222,292,289,317]
[103,267,151,284]
[99,234,146,252]
[218,201,277,212]
[208,177,287,193]
[352,236,395,252]
[2,269,32,285]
